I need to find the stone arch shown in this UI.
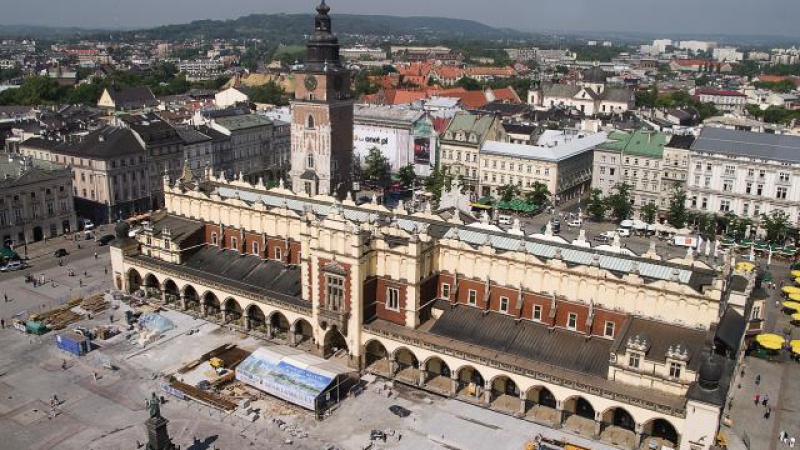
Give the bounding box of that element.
[602,406,636,431]
[270,311,290,338]
[392,347,419,369]
[203,291,221,317]
[223,298,243,324]
[525,385,557,409]
[364,340,389,371]
[182,285,200,311]
[127,268,142,294]
[246,304,267,332]
[323,326,348,358]
[488,374,520,405]
[422,356,451,378]
[163,279,179,305]
[143,273,161,299]
[642,418,680,448]
[454,365,485,399]
[293,318,314,346]
[563,395,596,420]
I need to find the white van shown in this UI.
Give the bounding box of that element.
[497,214,513,226]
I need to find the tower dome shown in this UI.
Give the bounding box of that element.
[697,355,723,390]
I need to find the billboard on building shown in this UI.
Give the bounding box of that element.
[413,137,431,165]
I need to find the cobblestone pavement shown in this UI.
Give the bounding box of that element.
[723,259,800,450]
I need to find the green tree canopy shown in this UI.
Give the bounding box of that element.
[524,181,551,207]
[762,210,790,243]
[398,164,416,188]
[640,202,658,224]
[362,147,391,188]
[423,165,453,208]
[455,76,482,91]
[606,183,633,222]
[585,188,607,221]
[248,80,288,105]
[666,185,688,228]
[498,183,521,202]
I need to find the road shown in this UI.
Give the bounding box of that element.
[0,226,115,322]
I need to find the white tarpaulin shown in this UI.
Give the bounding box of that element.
[235,346,354,411]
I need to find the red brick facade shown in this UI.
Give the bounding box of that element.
[374,277,407,326]
[317,258,352,311]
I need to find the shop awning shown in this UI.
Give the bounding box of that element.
[235,346,355,411]
[755,334,785,350]
[783,301,800,311]
[782,286,800,295]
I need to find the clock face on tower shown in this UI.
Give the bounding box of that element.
[305,75,318,92]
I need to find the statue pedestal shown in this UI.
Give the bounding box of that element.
[145,416,177,450]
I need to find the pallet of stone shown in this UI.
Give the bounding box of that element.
[80,294,108,313]
[170,379,237,411]
[32,308,82,330]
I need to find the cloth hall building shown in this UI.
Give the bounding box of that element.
[110,4,741,450]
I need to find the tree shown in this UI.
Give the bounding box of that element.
[666,186,688,228]
[498,183,520,202]
[762,210,790,243]
[423,165,453,208]
[524,181,551,207]
[606,183,633,222]
[640,202,658,224]
[455,76,482,91]
[248,80,288,105]
[585,189,607,221]
[398,164,416,188]
[362,147,391,188]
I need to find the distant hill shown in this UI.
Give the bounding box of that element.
[112,13,529,43]
[0,24,116,39]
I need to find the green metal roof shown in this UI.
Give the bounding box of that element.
[597,130,666,158]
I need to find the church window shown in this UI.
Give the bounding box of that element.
[307,153,315,169]
[306,115,315,129]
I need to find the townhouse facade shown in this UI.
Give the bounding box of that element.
[0,156,75,247]
[686,128,800,225]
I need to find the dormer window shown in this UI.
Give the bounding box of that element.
[628,352,640,369]
[669,361,682,379]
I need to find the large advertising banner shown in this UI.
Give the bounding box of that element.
[413,137,431,165]
[236,351,333,410]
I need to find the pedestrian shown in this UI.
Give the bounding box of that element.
[756,374,761,385]
[104,266,108,275]
[94,251,98,259]
[3,293,6,302]
[0,319,4,329]
[755,393,760,405]
[740,368,745,378]
[765,407,772,419]
[764,394,769,407]
[93,372,98,382]
[79,279,83,287]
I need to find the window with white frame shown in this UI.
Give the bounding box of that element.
[326,275,344,311]
[499,297,509,313]
[231,237,238,250]
[567,313,577,330]
[252,242,259,255]
[669,361,682,379]
[387,287,400,311]
[274,246,282,261]
[533,305,542,321]
[628,352,640,369]
[467,289,477,305]
[780,172,791,183]
[777,186,788,200]
[719,199,730,212]
[604,321,615,337]
[441,283,450,299]
[211,233,218,245]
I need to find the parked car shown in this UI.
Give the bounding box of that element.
[97,234,115,246]
[594,233,612,242]
[497,214,513,226]
[82,219,95,231]
[389,405,411,418]
[0,260,23,271]
[551,218,561,233]
[567,219,583,228]
[616,228,631,237]
[54,248,69,258]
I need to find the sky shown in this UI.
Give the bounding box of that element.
[0,0,798,38]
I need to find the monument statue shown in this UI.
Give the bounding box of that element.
[148,392,161,419]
